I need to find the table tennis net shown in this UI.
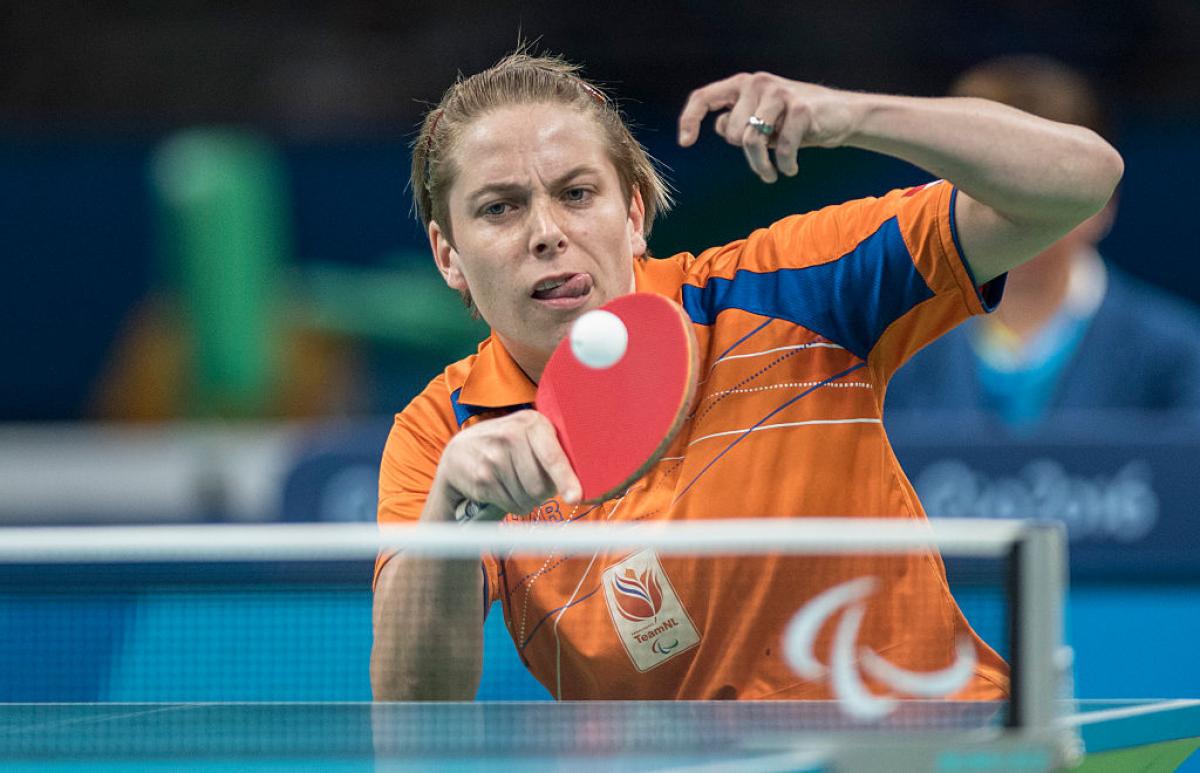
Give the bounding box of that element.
[0,519,1066,756]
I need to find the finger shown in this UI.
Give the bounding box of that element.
[464,443,524,516]
[722,87,764,146]
[508,437,555,514]
[489,445,543,516]
[491,416,553,513]
[714,112,730,138]
[741,136,774,183]
[773,104,810,178]
[677,75,742,146]
[526,416,582,504]
[741,97,786,183]
[517,417,564,503]
[457,420,537,514]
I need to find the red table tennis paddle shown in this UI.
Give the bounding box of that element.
[455,293,699,522]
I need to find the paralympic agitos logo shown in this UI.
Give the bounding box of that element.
[784,576,978,720]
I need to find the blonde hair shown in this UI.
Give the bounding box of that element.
[411,50,673,244]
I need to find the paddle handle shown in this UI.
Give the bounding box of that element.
[455,500,505,523]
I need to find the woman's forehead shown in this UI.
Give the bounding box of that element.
[454,104,613,184]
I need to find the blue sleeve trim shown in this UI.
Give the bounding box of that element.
[947,185,966,273]
[680,216,935,360]
[450,387,532,428]
[949,186,1006,312]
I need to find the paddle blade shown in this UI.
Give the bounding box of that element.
[538,293,699,503]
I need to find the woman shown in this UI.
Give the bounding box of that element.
[371,52,1121,702]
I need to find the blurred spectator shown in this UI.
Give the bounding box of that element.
[886,55,1200,427]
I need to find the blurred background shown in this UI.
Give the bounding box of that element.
[2,1,1199,702]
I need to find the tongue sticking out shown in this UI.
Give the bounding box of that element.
[533,273,592,300]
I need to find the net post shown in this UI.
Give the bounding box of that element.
[1010,521,1068,734]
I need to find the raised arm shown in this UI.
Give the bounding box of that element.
[678,72,1124,283]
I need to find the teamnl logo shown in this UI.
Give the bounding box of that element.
[613,568,683,654]
[612,566,663,622]
[602,550,701,671]
[784,577,977,720]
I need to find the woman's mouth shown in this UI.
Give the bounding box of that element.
[531,273,593,305]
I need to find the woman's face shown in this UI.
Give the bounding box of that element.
[429,103,646,379]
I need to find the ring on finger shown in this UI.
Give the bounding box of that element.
[747,115,775,136]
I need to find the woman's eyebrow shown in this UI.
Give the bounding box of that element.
[467,165,601,205]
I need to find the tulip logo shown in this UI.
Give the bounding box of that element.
[612,566,664,622]
[784,576,977,720]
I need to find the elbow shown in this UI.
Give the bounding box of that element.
[1080,134,1125,219]
[1050,140,1123,232]
[1107,143,1125,184]
[1096,140,1125,204]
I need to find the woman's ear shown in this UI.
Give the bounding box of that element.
[628,187,647,257]
[429,221,468,292]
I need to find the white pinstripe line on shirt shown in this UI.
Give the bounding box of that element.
[552,551,599,700]
[699,342,846,385]
[717,341,846,362]
[686,418,882,447]
[550,488,636,699]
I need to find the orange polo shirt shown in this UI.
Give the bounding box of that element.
[377,181,1010,701]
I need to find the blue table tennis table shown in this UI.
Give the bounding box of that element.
[0,699,1196,771]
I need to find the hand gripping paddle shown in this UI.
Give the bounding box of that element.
[455,293,699,522]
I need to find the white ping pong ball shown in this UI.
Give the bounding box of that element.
[569,309,628,369]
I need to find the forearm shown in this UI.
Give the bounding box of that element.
[369,409,576,699]
[371,481,483,701]
[370,552,484,700]
[845,94,1123,224]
